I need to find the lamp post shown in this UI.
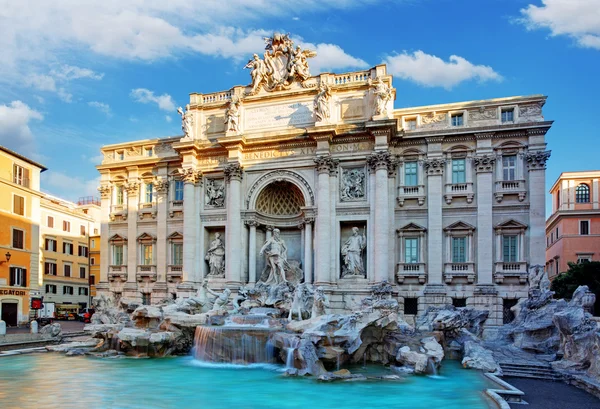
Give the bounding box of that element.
[0,252,11,265]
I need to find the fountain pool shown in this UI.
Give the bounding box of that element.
[0,354,497,409]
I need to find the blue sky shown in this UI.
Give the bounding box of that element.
[0,0,599,215]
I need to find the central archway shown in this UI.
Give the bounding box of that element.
[255,181,305,216]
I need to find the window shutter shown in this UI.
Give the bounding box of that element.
[9,267,15,286]
[63,242,66,253]
[24,168,30,187]
[23,269,27,287]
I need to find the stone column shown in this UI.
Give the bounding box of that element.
[181,168,201,293]
[329,162,339,283]
[314,156,333,285]
[367,151,391,283]
[526,151,551,266]
[473,155,495,285]
[304,219,314,284]
[154,176,169,302]
[423,158,445,285]
[388,160,397,283]
[225,163,243,287]
[125,179,140,298]
[97,183,112,295]
[246,220,258,284]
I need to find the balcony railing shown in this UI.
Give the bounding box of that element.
[494,180,526,202]
[397,185,425,206]
[443,262,475,284]
[167,265,184,282]
[136,265,157,282]
[111,204,125,213]
[396,263,426,284]
[444,182,474,204]
[108,266,127,281]
[494,261,528,284]
[170,200,183,207]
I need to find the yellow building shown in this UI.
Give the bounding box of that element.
[40,195,100,312]
[0,146,46,326]
[89,231,100,301]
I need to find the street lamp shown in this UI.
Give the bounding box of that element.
[0,252,10,265]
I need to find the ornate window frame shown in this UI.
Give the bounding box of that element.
[493,141,527,203]
[397,149,426,206]
[396,223,427,284]
[493,219,528,284]
[443,145,474,204]
[443,221,475,284]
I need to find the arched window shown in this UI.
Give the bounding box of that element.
[576,184,590,203]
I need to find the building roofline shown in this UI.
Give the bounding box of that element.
[100,136,181,151]
[0,145,48,172]
[549,170,600,193]
[393,94,546,114]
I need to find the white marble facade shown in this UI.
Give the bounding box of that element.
[96,35,551,326]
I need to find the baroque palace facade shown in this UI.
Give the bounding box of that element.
[97,34,552,326]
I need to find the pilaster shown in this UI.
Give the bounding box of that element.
[314,155,334,285]
[97,182,111,295]
[225,163,243,287]
[125,178,140,286]
[180,167,201,290]
[526,150,551,266]
[473,154,496,285]
[424,157,445,285]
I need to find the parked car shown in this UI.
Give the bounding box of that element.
[78,308,95,323]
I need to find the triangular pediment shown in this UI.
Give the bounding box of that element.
[495,219,527,230]
[137,232,156,242]
[108,234,127,242]
[444,221,475,232]
[167,231,184,240]
[397,222,426,232]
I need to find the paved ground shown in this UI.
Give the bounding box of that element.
[505,377,600,409]
[5,320,85,334]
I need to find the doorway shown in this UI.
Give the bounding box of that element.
[1,302,18,326]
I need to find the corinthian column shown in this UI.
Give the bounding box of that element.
[154,176,169,292]
[314,156,333,285]
[125,179,140,287]
[225,163,243,287]
[423,158,445,285]
[526,150,551,266]
[97,183,111,296]
[245,220,258,284]
[473,155,495,285]
[181,168,201,289]
[367,151,392,283]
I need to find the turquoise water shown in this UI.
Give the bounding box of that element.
[0,354,493,409]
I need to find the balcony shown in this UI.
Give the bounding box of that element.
[167,265,183,282]
[396,263,426,284]
[138,202,157,219]
[494,180,526,203]
[397,185,425,206]
[443,262,475,284]
[137,265,157,282]
[108,265,127,281]
[444,182,474,204]
[494,261,528,284]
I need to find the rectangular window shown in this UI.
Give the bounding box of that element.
[404,238,419,264]
[113,245,124,265]
[452,159,466,184]
[78,245,88,258]
[171,243,183,265]
[451,113,463,126]
[45,284,57,294]
[141,293,151,305]
[578,256,592,264]
[405,118,417,131]
[404,162,418,186]
[80,225,86,236]
[118,151,124,161]
[89,275,96,285]
[452,237,466,263]
[63,286,74,295]
[501,108,514,123]
[116,185,124,205]
[403,298,418,315]
[64,264,72,277]
[45,238,57,252]
[13,164,30,187]
[580,220,590,235]
[79,267,86,279]
[452,298,467,308]
[91,239,95,249]
[502,155,517,181]
[63,242,73,255]
[13,194,25,216]
[145,148,153,157]
[10,267,27,287]
[503,235,518,262]
[142,244,153,265]
[47,216,54,228]
[79,287,89,296]
[44,262,57,276]
[12,229,24,249]
[174,180,184,201]
[145,183,153,203]
[90,257,95,266]
[63,220,70,232]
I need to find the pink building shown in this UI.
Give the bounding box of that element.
[546,171,600,279]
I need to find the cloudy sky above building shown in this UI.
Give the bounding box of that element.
[0,0,598,212]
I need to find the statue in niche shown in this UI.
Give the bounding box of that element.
[205,179,225,207]
[341,227,367,278]
[205,233,225,277]
[314,82,331,122]
[311,286,330,319]
[258,228,303,285]
[341,168,365,201]
[370,77,392,117]
[177,104,194,139]
[224,96,241,133]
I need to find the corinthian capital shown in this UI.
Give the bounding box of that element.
[423,158,446,176]
[97,184,111,199]
[179,168,202,185]
[525,150,551,170]
[314,155,338,175]
[124,180,140,194]
[153,177,169,193]
[224,163,243,182]
[473,155,496,173]
[367,150,392,173]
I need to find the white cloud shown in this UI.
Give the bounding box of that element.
[518,0,600,50]
[131,88,176,112]
[383,51,502,89]
[51,65,104,81]
[88,101,112,117]
[34,95,45,104]
[0,101,43,155]
[43,172,101,202]
[89,154,105,164]
[305,43,369,73]
[23,65,102,102]
[57,88,73,103]
[27,74,57,91]
[165,115,172,123]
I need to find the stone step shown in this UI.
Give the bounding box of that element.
[499,362,552,369]
[501,365,555,373]
[502,371,563,381]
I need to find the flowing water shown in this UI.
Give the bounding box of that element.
[194,326,277,364]
[0,354,495,409]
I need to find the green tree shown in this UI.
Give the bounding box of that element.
[551,261,600,315]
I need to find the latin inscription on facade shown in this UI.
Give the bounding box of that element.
[245,102,314,130]
[243,147,316,160]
